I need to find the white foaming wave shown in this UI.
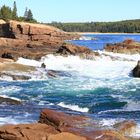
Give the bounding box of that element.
[0,95,21,101]
[15,52,140,80]
[130,124,140,137]
[0,117,18,125]
[124,100,140,111]
[38,101,54,106]
[0,86,22,94]
[98,50,140,61]
[98,101,140,115]
[79,36,96,40]
[0,113,33,125]
[99,118,124,127]
[17,57,41,67]
[29,68,48,81]
[41,54,137,78]
[58,102,89,112]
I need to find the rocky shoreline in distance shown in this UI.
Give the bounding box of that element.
[104,39,140,54]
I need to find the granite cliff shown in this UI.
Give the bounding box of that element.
[0,20,92,60]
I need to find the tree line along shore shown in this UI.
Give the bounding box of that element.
[1,1,140,33]
[49,20,140,33]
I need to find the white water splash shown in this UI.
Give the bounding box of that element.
[58,102,89,112]
[0,95,21,101]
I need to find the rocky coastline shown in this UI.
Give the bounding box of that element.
[0,20,93,60]
[0,20,96,80]
[0,20,140,140]
[0,108,138,140]
[104,39,140,54]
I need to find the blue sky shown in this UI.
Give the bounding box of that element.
[0,0,140,23]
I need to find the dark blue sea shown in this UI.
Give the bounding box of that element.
[0,34,140,134]
[71,33,140,50]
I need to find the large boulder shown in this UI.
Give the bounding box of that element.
[0,20,80,41]
[39,109,133,140]
[104,39,140,54]
[0,37,92,60]
[132,60,140,77]
[0,20,94,60]
[57,43,92,55]
[0,108,137,140]
[0,123,86,140]
[0,123,58,140]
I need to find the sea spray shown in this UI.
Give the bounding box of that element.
[58,102,89,112]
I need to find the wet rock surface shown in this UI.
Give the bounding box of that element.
[132,60,140,77]
[0,108,138,140]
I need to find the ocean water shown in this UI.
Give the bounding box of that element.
[1,34,140,135]
[71,33,140,50]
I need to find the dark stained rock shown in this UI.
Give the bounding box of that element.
[2,52,14,59]
[47,70,71,78]
[132,60,140,77]
[57,43,92,55]
[0,96,21,105]
[104,39,140,54]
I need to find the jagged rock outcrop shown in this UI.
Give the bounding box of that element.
[0,20,93,60]
[104,39,140,54]
[0,20,80,41]
[0,108,137,140]
[39,109,136,140]
[132,60,140,77]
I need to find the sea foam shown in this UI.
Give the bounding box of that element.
[58,102,89,112]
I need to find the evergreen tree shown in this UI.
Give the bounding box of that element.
[0,5,12,20]
[12,1,17,19]
[26,9,33,21]
[24,7,28,19]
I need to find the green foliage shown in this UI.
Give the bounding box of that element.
[24,7,28,19]
[0,5,12,20]
[50,20,140,33]
[23,8,37,23]
[0,2,37,23]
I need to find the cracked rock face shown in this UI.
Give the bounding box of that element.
[0,20,93,60]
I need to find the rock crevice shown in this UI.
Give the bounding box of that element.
[0,20,92,60]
